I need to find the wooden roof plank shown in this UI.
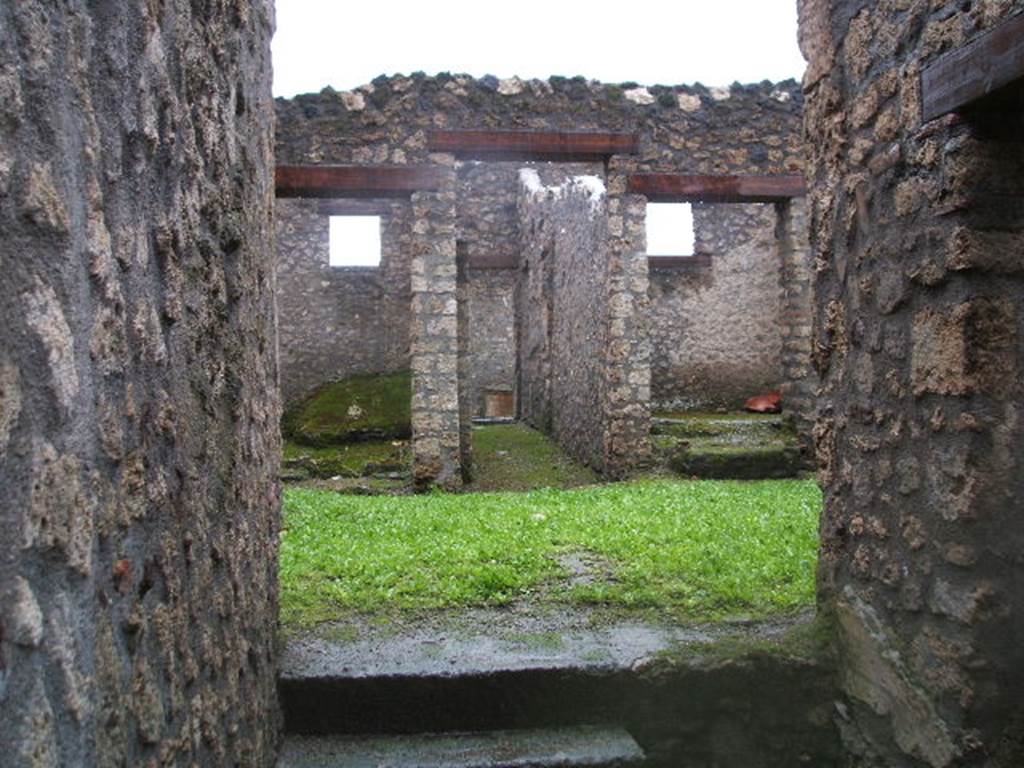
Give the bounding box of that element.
[627,173,807,203]
[275,165,447,199]
[921,12,1024,122]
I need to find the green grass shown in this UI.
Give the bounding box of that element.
[280,479,821,628]
[468,424,599,492]
[282,370,411,445]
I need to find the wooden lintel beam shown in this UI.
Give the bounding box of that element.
[275,165,446,199]
[648,254,712,269]
[922,12,1024,123]
[429,129,637,161]
[627,173,807,203]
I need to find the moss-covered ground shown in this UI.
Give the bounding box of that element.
[283,440,409,479]
[282,370,411,445]
[467,423,599,492]
[650,411,804,479]
[280,478,821,628]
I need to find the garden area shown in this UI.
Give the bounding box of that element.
[279,477,820,629]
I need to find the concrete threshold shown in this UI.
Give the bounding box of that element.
[278,607,841,766]
[278,725,644,768]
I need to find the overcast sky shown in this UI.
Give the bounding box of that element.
[272,0,806,98]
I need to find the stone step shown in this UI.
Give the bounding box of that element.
[277,610,841,765]
[277,725,644,768]
[650,411,807,479]
[651,414,788,441]
[667,442,805,480]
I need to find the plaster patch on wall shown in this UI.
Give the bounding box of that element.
[22,162,69,235]
[837,590,957,768]
[7,577,44,648]
[25,440,93,576]
[25,281,78,416]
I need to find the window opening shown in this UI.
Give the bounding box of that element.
[328,215,381,267]
[645,202,695,256]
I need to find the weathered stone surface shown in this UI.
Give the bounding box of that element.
[648,204,791,412]
[0,3,280,765]
[801,0,1024,763]
[275,198,413,405]
[274,75,812,429]
[517,171,650,477]
[410,170,466,489]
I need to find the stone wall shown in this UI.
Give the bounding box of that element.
[800,1,1024,764]
[648,204,785,411]
[466,269,517,416]
[0,3,280,766]
[458,162,599,418]
[274,74,812,424]
[275,74,804,172]
[275,198,412,405]
[518,170,651,476]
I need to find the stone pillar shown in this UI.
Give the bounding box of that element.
[410,168,463,489]
[0,2,279,766]
[776,198,817,459]
[801,0,1024,763]
[604,164,652,477]
[456,242,474,482]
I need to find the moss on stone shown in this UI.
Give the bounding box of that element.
[652,411,790,440]
[651,411,804,479]
[467,423,599,492]
[670,441,802,480]
[648,612,836,673]
[282,439,409,480]
[282,371,411,446]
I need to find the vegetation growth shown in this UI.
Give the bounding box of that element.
[280,479,821,627]
[282,370,412,445]
[468,423,600,492]
[282,440,409,480]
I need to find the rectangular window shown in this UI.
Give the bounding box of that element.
[645,202,695,256]
[328,216,381,267]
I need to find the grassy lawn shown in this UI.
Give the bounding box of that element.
[468,423,599,492]
[280,479,821,628]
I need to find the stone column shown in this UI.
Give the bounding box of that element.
[604,162,652,477]
[410,168,463,489]
[800,1,1024,763]
[776,198,817,459]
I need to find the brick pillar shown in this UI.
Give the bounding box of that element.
[604,163,652,477]
[456,242,474,482]
[410,168,463,489]
[776,198,817,459]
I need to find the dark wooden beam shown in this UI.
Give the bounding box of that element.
[648,254,712,269]
[429,130,637,161]
[922,12,1024,123]
[627,174,807,203]
[275,165,446,199]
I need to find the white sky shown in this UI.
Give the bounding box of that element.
[646,203,695,256]
[272,0,806,98]
[286,2,804,262]
[329,216,382,267]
